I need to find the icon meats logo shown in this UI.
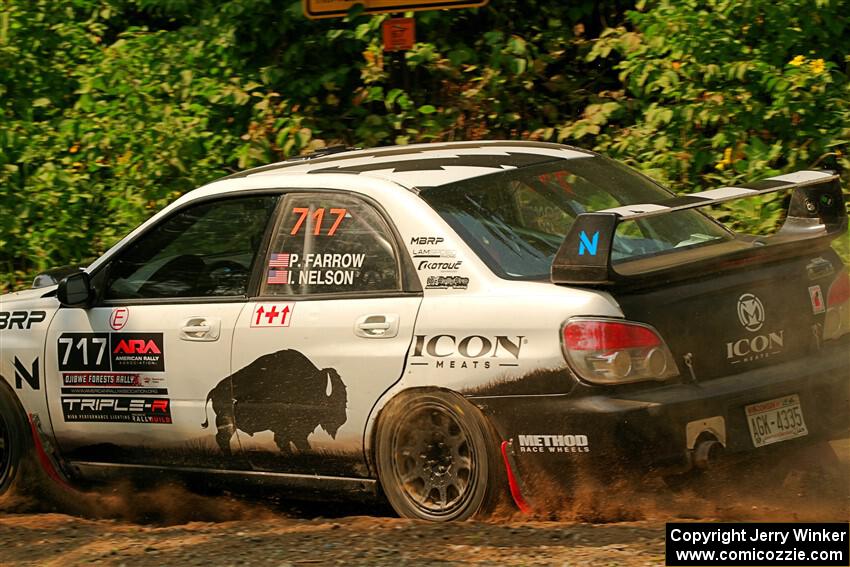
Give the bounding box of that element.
[61,397,172,424]
[411,335,524,369]
[726,293,784,364]
[518,434,590,453]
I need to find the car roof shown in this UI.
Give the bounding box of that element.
[219,140,596,191]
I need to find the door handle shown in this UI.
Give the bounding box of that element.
[354,314,399,339]
[180,317,221,341]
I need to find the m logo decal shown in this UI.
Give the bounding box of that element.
[578,230,600,256]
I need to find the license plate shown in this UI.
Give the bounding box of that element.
[746,394,808,448]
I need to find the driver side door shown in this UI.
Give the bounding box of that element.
[45,194,280,470]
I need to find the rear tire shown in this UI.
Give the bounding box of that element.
[375,390,504,521]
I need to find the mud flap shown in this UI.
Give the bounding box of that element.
[500,439,533,514]
[28,414,73,490]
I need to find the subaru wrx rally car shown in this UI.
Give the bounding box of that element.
[1,141,848,521]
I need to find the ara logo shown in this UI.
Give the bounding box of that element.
[578,230,600,256]
[113,339,161,355]
[110,333,165,372]
[13,357,40,390]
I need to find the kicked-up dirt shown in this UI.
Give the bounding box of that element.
[0,439,847,566]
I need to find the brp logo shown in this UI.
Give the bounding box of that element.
[737,293,765,332]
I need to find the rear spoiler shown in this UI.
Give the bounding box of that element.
[551,170,847,286]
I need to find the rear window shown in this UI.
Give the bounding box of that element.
[419,156,733,280]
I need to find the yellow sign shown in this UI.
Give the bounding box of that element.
[303,0,489,19]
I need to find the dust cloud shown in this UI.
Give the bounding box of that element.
[491,439,850,524]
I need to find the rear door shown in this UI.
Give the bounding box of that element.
[227,192,422,477]
[46,195,279,468]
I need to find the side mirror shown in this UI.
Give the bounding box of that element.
[57,272,93,308]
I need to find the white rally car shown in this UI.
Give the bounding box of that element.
[1,141,848,521]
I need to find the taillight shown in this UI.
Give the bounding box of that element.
[562,318,679,385]
[824,269,850,341]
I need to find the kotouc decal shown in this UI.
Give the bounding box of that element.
[417,260,463,271]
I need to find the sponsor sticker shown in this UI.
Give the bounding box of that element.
[426,275,469,290]
[250,303,294,327]
[0,310,47,331]
[109,307,129,331]
[13,357,39,390]
[517,434,590,453]
[60,372,167,395]
[58,333,165,372]
[417,260,462,271]
[410,236,444,246]
[61,397,172,424]
[265,252,366,287]
[809,285,825,314]
[410,334,525,369]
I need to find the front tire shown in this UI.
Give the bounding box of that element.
[375,390,503,521]
[0,384,29,497]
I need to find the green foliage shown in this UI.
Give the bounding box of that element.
[1,0,848,292]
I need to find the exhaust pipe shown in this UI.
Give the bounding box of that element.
[693,438,723,470]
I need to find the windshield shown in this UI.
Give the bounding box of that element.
[419,156,734,280]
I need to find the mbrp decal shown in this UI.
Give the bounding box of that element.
[61,397,172,424]
[250,303,294,327]
[13,357,39,390]
[58,333,165,372]
[266,252,366,286]
[410,334,525,369]
[0,310,47,331]
[201,349,347,456]
[517,434,590,454]
[410,236,444,246]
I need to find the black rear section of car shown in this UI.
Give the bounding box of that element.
[614,249,842,382]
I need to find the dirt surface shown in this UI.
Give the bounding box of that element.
[0,440,847,566]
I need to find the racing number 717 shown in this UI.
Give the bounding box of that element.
[290,207,347,236]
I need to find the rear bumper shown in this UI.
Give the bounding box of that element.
[471,341,850,471]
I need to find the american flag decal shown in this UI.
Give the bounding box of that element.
[269,253,291,268]
[267,270,291,284]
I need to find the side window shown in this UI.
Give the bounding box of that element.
[260,193,401,296]
[104,196,278,300]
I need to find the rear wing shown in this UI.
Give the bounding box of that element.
[551,170,847,286]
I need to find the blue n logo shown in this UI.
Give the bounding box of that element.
[578,230,600,256]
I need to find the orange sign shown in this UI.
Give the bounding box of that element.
[382,18,415,51]
[303,0,488,19]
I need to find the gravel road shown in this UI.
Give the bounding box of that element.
[0,440,846,566]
